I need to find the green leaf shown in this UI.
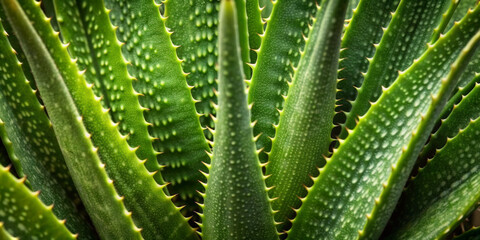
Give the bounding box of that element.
[0,16,95,238]
[455,227,480,240]
[288,5,480,239]
[445,0,478,31]
[8,0,197,238]
[418,75,480,166]
[0,0,143,238]
[0,222,17,240]
[259,0,272,19]
[344,0,359,21]
[0,165,76,239]
[53,0,163,185]
[429,0,460,43]
[245,0,263,63]
[336,0,400,122]
[340,0,450,139]
[384,97,480,239]
[105,0,211,201]
[164,0,219,141]
[234,0,251,77]
[248,0,317,162]
[202,1,277,239]
[265,0,347,230]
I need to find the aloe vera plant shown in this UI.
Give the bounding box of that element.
[1,0,480,239]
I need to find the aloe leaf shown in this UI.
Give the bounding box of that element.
[430,0,460,43]
[105,0,211,201]
[245,0,263,63]
[384,109,480,239]
[248,0,317,162]
[164,0,219,141]
[202,2,277,239]
[0,8,36,92]
[265,0,347,230]
[446,0,478,31]
[419,75,480,164]
[0,165,76,239]
[11,0,197,238]
[0,0,145,238]
[0,15,97,238]
[443,0,480,90]
[288,6,480,239]
[340,0,451,139]
[455,227,480,240]
[234,0,251,77]
[336,0,400,120]
[53,0,163,185]
[0,222,17,240]
[259,0,272,19]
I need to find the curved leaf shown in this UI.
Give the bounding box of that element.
[203,1,277,239]
[288,6,480,239]
[265,0,347,230]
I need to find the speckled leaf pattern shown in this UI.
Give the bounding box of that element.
[164,0,219,141]
[12,0,197,238]
[288,5,480,239]
[443,0,480,90]
[385,97,480,239]
[0,7,35,91]
[446,0,478,31]
[0,16,94,238]
[340,0,450,139]
[202,2,277,239]
[105,0,211,201]
[265,0,347,231]
[419,76,480,165]
[248,0,317,162]
[336,0,400,118]
[0,0,142,238]
[0,165,76,239]
[53,0,163,185]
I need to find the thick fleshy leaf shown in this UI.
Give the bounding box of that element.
[105,0,211,201]
[340,0,450,139]
[9,0,197,238]
[336,0,400,123]
[0,165,76,239]
[0,15,95,238]
[385,107,480,239]
[419,76,480,166]
[248,0,317,162]
[245,0,263,63]
[164,0,219,141]
[288,6,480,239]
[265,0,347,231]
[0,0,142,238]
[202,1,277,239]
[53,0,163,185]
